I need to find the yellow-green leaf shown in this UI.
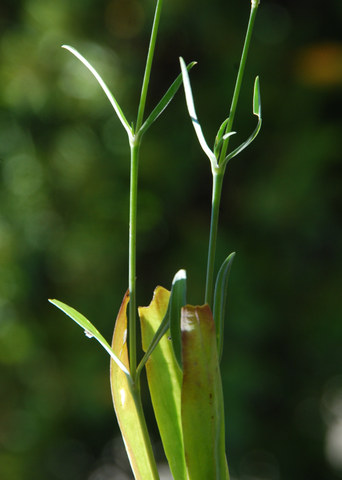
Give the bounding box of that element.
[139,286,187,480]
[181,304,230,480]
[110,291,159,480]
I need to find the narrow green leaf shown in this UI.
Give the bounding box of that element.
[139,287,187,480]
[213,117,230,158]
[213,252,235,361]
[222,75,262,166]
[214,118,236,158]
[49,299,129,376]
[253,75,261,117]
[181,305,229,480]
[139,62,196,137]
[169,269,187,369]
[136,269,186,375]
[62,45,133,139]
[110,292,160,480]
[222,131,237,141]
[135,0,163,131]
[179,57,217,168]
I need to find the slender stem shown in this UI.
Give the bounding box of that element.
[136,0,164,131]
[129,140,140,379]
[204,1,259,305]
[128,381,160,479]
[128,0,164,379]
[219,0,259,164]
[204,170,225,307]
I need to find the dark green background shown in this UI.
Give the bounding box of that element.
[1,0,341,479]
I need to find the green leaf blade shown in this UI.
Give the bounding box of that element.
[253,75,261,116]
[223,75,262,166]
[169,269,187,369]
[49,298,129,376]
[179,57,217,168]
[213,117,229,158]
[139,62,196,137]
[213,252,235,361]
[62,45,133,139]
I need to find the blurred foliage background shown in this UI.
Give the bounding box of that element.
[0,0,341,479]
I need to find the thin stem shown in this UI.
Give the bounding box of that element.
[219,0,259,164]
[129,0,164,379]
[136,0,164,132]
[204,1,259,305]
[204,170,225,307]
[128,0,164,382]
[129,140,140,379]
[129,381,160,480]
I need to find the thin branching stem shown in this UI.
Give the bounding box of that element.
[136,0,164,131]
[204,1,259,306]
[219,1,259,164]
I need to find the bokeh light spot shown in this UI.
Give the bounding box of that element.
[295,42,342,86]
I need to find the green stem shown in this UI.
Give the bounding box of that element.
[129,0,164,379]
[204,1,259,305]
[129,140,140,379]
[135,397,160,480]
[204,170,225,307]
[136,0,164,131]
[128,379,160,479]
[219,0,259,164]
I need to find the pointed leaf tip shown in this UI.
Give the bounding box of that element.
[139,61,196,137]
[169,269,187,369]
[179,57,217,168]
[213,252,236,360]
[61,45,132,139]
[253,75,261,117]
[222,77,262,166]
[49,298,130,376]
[174,269,186,282]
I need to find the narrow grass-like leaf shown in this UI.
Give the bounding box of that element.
[139,287,187,480]
[213,252,235,361]
[110,292,160,480]
[62,45,133,139]
[222,75,262,166]
[214,132,236,159]
[214,118,229,158]
[179,57,217,168]
[253,75,261,117]
[139,62,196,137]
[169,269,187,369]
[214,118,236,158]
[135,0,163,131]
[48,299,129,376]
[181,305,229,480]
